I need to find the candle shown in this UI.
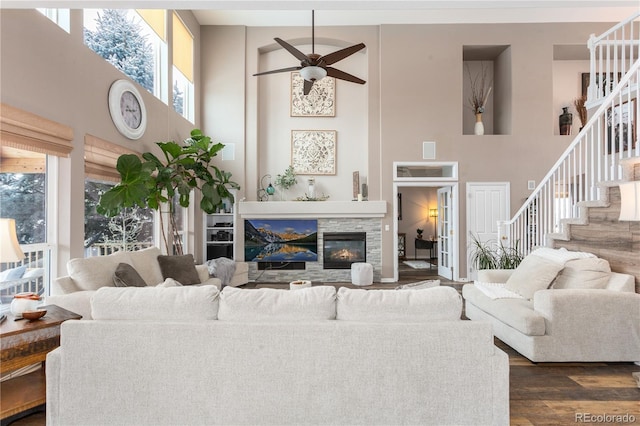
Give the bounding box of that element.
[357,193,363,201]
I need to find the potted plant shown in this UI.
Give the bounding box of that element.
[97,129,240,254]
[469,233,523,271]
[274,165,297,200]
[416,228,424,239]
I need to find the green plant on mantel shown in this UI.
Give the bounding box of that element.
[275,165,297,190]
[469,233,523,270]
[97,129,240,254]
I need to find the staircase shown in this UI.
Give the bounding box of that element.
[499,13,640,259]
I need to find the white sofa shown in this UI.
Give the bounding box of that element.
[46,285,510,426]
[463,248,640,362]
[47,247,248,319]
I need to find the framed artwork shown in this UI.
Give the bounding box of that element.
[290,72,336,117]
[581,72,622,98]
[291,130,337,175]
[606,99,636,154]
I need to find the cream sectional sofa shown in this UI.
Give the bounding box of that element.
[47,247,248,319]
[46,285,509,426]
[463,247,640,362]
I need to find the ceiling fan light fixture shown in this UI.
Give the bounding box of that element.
[299,66,327,82]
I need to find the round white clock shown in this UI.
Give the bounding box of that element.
[108,79,147,140]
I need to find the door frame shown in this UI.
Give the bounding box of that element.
[393,181,460,282]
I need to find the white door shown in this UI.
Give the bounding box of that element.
[437,186,453,279]
[466,182,510,280]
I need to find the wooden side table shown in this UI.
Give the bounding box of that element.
[0,304,81,424]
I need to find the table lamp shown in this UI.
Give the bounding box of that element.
[0,218,25,263]
[619,181,640,221]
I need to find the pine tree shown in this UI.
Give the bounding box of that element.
[84,9,154,93]
[173,81,184,115]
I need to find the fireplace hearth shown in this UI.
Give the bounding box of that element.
[323,232,366,269]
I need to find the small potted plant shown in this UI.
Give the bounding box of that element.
[416,228,424,239]
[274,166,297,200]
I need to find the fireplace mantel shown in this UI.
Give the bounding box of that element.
[238,201,387,218]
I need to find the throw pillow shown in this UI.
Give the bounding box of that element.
[156,277,183,288]
[336,286,462,321]
[0,265,27,281]
[113,263,148,287]
[552,258,611,289]
[504,254,564,299]
[218,286,337,321]
[157,254,201,285]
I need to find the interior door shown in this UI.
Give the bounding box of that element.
[437,186,453,279]
[466,182,510,280]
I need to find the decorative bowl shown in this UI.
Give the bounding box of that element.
[289,280,312,290]
[21,310,47,321]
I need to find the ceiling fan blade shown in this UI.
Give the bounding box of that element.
[303,79,314,95]
[253,66,301,76]
[320,43,366,66]
[326,67,366,84]
[274,37,309,63]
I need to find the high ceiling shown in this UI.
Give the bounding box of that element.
[1,1,638,25]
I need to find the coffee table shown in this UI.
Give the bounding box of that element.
[0,304,81,424]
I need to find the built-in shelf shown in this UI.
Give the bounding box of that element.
[238,201,387,218]
[463,45,512,136]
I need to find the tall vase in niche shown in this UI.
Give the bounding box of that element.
[559,107,572,135]
[474,113,485,135]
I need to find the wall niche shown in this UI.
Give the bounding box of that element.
[462,45,512,135]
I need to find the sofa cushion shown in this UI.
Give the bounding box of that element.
[157,254,200,285]
[67,250,130,291]
[336,286,462,322]
[504,254,564,299]
[462,284,546,336]
[218,286,337,321]
[113,263,147,287]
[91,285,219,320]
[552,258,611,290]
[127,246,164,286]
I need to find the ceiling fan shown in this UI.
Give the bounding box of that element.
[253,10,366,95]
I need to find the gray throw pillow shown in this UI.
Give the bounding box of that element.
[113,263,148,287]
[157,254,201,285]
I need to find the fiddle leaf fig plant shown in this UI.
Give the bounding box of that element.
[97,129,240,254]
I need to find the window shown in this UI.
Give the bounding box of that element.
[84,179,155,257]
[37,8,70,33]
[83,135,155,256]
[172,12,194,122]
[0,103,73,307]
[83,9,168,103]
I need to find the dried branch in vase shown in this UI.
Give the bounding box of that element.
[466,62,493,114]
[574,96,588,128]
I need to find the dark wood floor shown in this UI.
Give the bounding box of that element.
[8,262,639,425]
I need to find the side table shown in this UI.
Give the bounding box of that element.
[1,304,81,424]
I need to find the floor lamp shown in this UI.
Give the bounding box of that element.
[429,208,438,240]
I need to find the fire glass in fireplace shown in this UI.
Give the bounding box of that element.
[323,232,366,269]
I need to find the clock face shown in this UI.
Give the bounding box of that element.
[108,79,147,140]
[120,91,142,129]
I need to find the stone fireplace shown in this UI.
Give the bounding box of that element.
[323,232,367,269]
[238,201,386,282]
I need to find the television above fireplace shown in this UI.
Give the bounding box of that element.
[244,219,318,262]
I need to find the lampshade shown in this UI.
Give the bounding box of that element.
[0,218,25,263]
[299,66,327,82]
[429,208,438,218]
[619,181,640,221]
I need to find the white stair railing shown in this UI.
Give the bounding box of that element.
[499,60,640,254]
[587,11,640,107]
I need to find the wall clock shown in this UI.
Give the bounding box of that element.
[108,79,147,140]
